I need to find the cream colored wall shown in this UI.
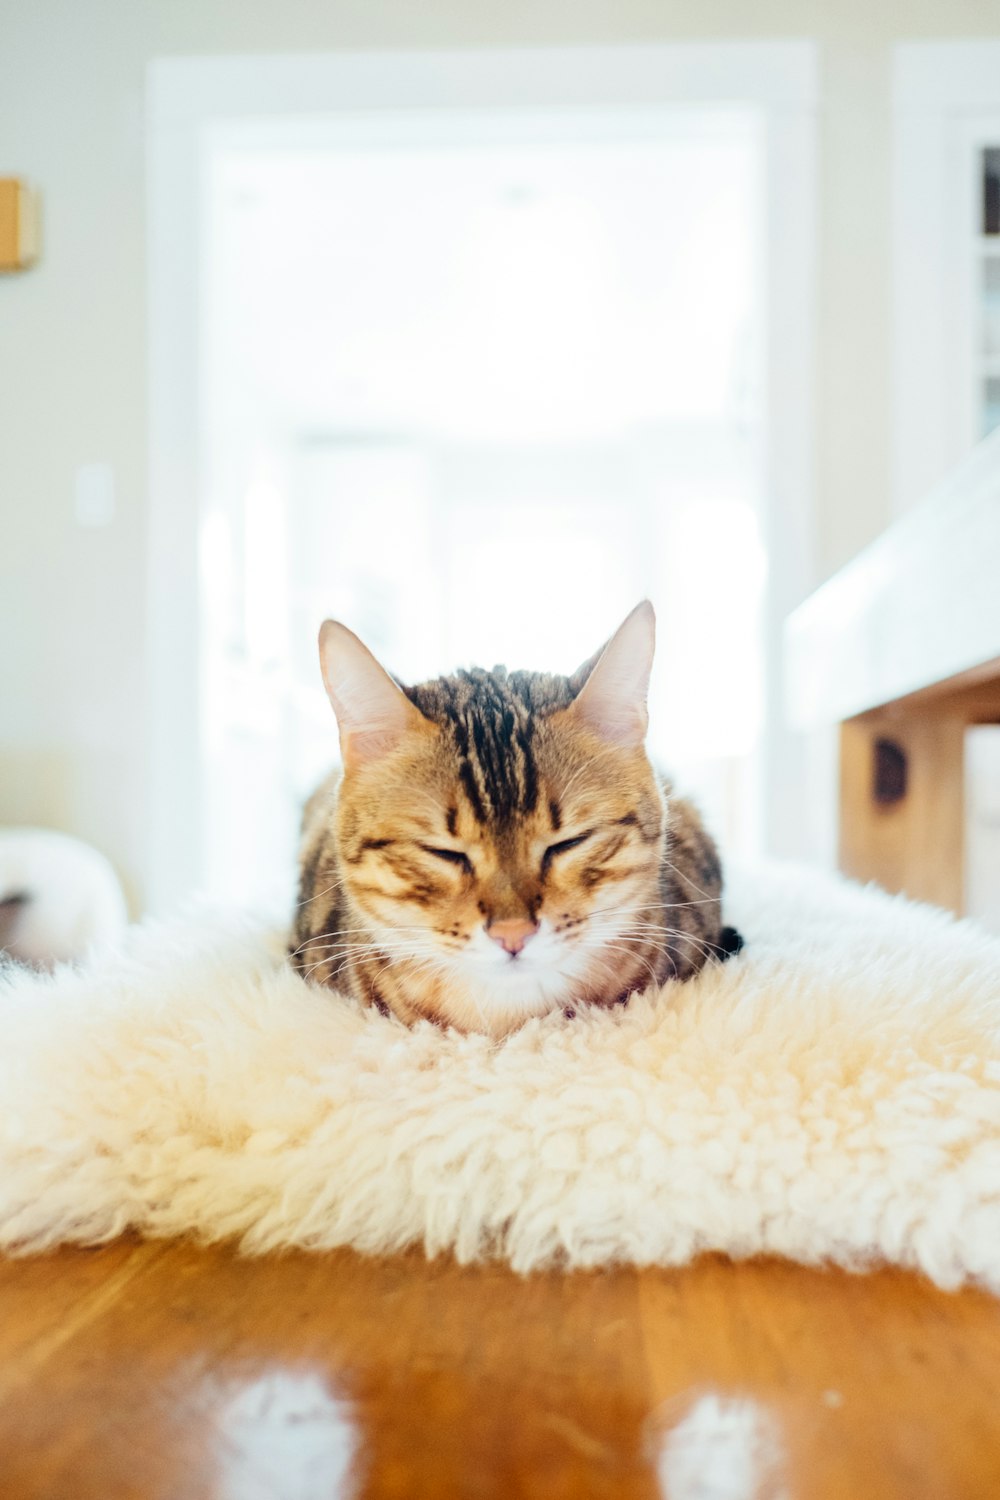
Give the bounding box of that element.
[2,0,999,909]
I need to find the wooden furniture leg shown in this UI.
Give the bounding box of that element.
[839,677,1000,914]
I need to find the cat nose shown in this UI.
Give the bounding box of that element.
[486,917,538,957]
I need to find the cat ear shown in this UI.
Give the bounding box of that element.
[318,621,427,767]
[568,600,655,746]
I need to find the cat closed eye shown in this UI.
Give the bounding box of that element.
[421,845,473,873]
[544,833,591,861]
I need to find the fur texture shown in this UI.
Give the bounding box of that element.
[2,863,1000,1290]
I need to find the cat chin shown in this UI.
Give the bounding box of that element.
[427,933,592,1034]
[438,978,570,1037]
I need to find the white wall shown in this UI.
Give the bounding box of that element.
[2,0,999,910]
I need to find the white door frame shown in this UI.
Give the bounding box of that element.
[147,43,818,912]
[892,41,1000,514]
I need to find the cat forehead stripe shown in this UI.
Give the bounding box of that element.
[406,669,545,825]
[456,672,537,824]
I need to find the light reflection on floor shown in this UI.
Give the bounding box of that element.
[210,1367,358,1500]
[650,1391,788,1500]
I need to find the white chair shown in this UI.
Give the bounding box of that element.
[0,828,128,967]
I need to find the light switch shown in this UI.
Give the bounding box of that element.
[74,463,116,527]
[0,179,40,272]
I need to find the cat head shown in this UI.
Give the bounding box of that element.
[316,603,665,1034]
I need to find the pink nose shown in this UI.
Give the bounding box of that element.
[486,917,538,957]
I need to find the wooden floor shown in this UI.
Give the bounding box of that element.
[0,1241,999,1498]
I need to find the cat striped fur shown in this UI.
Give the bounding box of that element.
[290,602,742,1037]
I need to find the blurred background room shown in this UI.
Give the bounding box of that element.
[2,0,999,936]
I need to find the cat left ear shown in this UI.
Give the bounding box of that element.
[318,620,428,767]
[567,600,655,747]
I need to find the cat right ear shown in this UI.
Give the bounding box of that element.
[318,621,427,768]
[567,600,656,747]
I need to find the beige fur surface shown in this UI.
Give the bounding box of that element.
[1,862,999,1288]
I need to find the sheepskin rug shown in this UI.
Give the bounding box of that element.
[2,861,1000,1291]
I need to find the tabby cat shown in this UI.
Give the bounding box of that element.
[290,602,742,1037]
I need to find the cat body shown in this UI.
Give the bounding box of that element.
[291,603,741,1037]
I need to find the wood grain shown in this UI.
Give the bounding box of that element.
[0,1240,998,1498]
[838,674,1000,913]
[839,710,968,911]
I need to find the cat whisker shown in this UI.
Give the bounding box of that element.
[585,941,662,994]
[618,919,718,938]
[296,944,434,980]
[658,856,717,905]
[586,897,720,922]
[585,948,657,1001]
[612,921,720,956]
[289,923,455,960]
[302,945,440,986]
[293,873,353,911]
[293,939,428,962]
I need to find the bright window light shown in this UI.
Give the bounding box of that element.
[202,110,765,909]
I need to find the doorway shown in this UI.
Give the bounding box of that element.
[147,47,817,913]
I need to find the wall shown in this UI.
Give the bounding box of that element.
[2,0,999,909]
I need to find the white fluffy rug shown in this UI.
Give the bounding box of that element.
[2,862,1000,1290]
